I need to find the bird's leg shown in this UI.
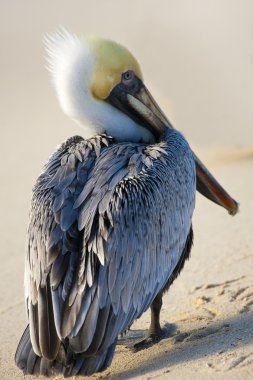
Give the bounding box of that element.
[133,291,163,351]
[149,291,163,339]
[132,227,193,351]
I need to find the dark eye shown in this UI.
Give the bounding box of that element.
[122,70,134,82]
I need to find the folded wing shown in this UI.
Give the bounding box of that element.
[25,129,195,362]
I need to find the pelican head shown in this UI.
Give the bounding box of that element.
[45,30,172,143]
[45,29,238,215]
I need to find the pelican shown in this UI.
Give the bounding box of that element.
[15,30,238,377]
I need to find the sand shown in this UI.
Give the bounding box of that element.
[1,1,253,379]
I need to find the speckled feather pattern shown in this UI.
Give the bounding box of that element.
[22,129,195,376]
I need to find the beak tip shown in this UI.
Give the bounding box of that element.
[228,200,240,216]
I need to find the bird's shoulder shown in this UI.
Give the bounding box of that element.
[29,129,195,244]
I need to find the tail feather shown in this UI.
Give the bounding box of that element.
[26,347,38,373]
[15,326,32,372]
[78,339,116,376]
[15,325,117,377]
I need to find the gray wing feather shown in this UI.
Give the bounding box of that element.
[25,129,195,362]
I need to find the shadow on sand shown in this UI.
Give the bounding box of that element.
[99,311,253,379]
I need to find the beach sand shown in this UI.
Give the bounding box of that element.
[1,1,253,379]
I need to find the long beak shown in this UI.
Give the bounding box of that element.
[107,77,239,215]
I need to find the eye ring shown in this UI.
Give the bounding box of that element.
[122,70,134,82]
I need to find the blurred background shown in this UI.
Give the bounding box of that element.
[1,0,252,255]
[0,0,253,306]
[0,1,253,377]
[1,0,253,332]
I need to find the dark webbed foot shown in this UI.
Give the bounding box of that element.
[133,328,162,351]
[133,292,163,351]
